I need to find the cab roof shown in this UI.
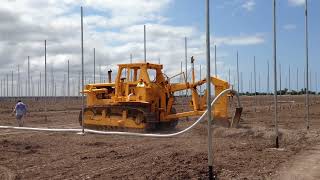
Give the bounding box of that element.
[118,62,163,70]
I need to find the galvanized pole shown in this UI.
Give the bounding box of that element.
[273,0,279,148]
[130,54,133,81]
[289,65,291,92]
[250,72,252,94]
[144,25,146,63]
[6,74,8,97]
[267,61,270,94]
[237,51,239,93]
[205,0,214,179]
[11,71,13,97]
[185,37,188,96]
[200,64,202,94]
[297,68,299,91]
[241,72,243,93]
[68,60,70,98]
[40,72,41,97]
[254,56,257,107]
[44,40,47,121]
[228,68,230,85]
[27,56,30,97]
[279,63,282,95]
[81,6,85,134]
[99,64,102,83]
[214,45,217,77]
[305,0,309,130]
[18,65,20,97]
[93,48,96,83]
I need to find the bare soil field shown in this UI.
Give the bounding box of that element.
[0,95,320,179]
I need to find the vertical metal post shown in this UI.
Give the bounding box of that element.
[214,45,217,77]
[6,74,8,97]
[273,0,279,148]
[27,56,30,97]
[241,72,243,93]
[81,6,85,134]
[254,56,257,107]
[99,64,102,83]
[228,68,230,85]
[237,51,239,93]
[130,54,133,81]
[250,72,252,94]
[11,71,13,97]
[200,64,202,94]
[185,37,188,96]
[305,0,309,129]
[40,72,41,97]
[205,0,214,179]
[289,65,291,92]
[259,72,261,93]
[93,48,95,83]
[44,40,47,121]
[144,25,146,63]
[68,60,70,98]
[267,61,270,94]
[279,63,282,95]
[18,65,20,97]
[297,68,299,91]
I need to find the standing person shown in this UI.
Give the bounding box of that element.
[12,100,27,127]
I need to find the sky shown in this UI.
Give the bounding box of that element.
[0,0,319,96]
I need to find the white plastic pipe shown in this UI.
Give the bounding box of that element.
[0,89,241,138]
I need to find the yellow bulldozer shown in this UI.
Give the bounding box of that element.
[79,58,242,131]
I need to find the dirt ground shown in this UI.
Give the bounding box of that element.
[0,95,320,179]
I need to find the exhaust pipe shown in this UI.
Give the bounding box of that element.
[108,69,112,83]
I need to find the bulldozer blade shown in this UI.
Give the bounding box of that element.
[230,107,243,128]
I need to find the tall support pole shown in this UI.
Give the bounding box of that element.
[27,56,30,97]
[93,48,96,83]
[279,63,282,95]
[259,72,261,93]
[316,72,317,93]
[297,68,299,91]
[18,65,20,97]
[44,40,47,121]
[200,64,202,94]
[11,71,13,97]
[228,68,230,85]
[68,60,70,98]
[273,0,279,148]
[236,51,239,93]
[241,72,243,93]
[6,74,9,97]
[305,0,309,130]
[144,25,146,63]
[40,72,42,97]
[205,0,214,179]
[81,6,85,134]
[184,37,188,96]
[130,54,133,81]
[289,65,291,92]
[99,64,102,83]
[267,61,270,94]
[78,71,80,97]
[250,72,252,94]
[254,56,257,108]
[214,45,217,77]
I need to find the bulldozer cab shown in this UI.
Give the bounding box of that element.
[115,63,166,102]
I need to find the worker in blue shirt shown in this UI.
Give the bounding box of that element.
[12,100,27,127]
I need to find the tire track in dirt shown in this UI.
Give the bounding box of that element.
[274,144,320,180]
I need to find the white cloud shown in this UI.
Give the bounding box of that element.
[0,0,265,96]
[242,0,256,11]
[283,24,297,31]
[288,0,305,6]
[214,34,265,46]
